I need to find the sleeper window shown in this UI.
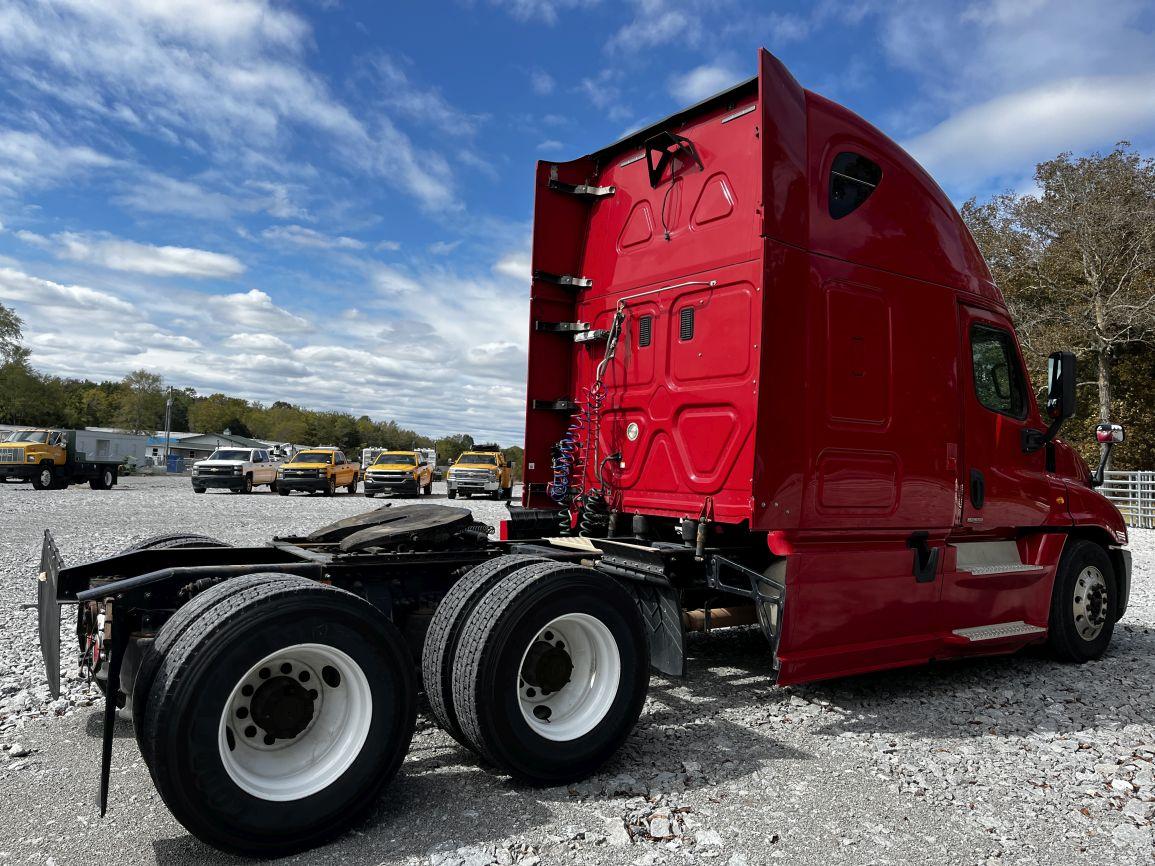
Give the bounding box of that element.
[829,152,882,219]
[970,325,1027,419]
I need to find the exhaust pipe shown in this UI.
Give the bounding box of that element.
[682,605,758,632]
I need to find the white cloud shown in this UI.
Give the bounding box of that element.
[0,1,458,211]
[34,232,245,278]
[530,69,555,95]
[493,252,531,282]
[362,55,485,137]
[261,225,366,250]
[668,64,743,104]
[606,0,700,54]
[0,128,116,195]
[428,240,463,255]
[223,332,294,352]
[487,0,599,25]
[114,172,242,221]
[537,139,565,152]
[213,288,310,332]
[0,266,135,313]
[905,74,1155,188]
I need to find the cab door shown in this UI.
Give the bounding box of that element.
[957,305,1055,533]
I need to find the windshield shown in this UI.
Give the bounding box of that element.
[373,452,417,466]
[291,451,333,464]
[207,450,251,461]
[4,431,49,443]
[456,453,498,465]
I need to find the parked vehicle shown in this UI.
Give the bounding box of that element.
[276,448,360,496]
[37,49,1130,858]
[191,448,281,494]
[363,450,434,497]
[0,429,119,490]
[446,447,514,500]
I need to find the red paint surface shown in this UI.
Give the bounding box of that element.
[521,49,1127,685]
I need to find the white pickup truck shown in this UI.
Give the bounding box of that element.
[191,447,280,494]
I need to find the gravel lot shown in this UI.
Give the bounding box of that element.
[1,475,1152,865]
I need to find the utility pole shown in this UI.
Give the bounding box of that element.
[163,387,174,467]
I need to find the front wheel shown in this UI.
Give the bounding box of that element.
[423,481,433,496]
[278,487,290,496]
[347,478,358,495]
[323,477,336,497]
[235,476,254,495]
[140,575,416,857]
[1048,540,1117,662]
[447,489,457,500]
[451,562,649,784]
[31,462,55,491]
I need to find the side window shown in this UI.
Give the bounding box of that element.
[829,152,882,219]
[970,325,1027,419]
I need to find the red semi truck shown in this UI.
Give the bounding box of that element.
[38,49,1129,857]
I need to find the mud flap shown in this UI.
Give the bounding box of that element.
[708,555,787,674]
[625,583,686,677]
[37,530,63,700]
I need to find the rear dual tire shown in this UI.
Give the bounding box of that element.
[426,559,649,784]
[139,575,416,857]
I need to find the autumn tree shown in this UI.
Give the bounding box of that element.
[963,143,1155,463]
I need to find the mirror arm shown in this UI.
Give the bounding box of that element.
[1091,442,1114,489]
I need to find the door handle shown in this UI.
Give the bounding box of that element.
[969,469,985,509]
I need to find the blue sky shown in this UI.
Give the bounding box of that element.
[0,0,1153,444]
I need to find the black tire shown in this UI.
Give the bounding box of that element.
[89,467,115,491]
[121,533,231,554]
[31,462,55,491]
[364,492,376,498]
[347,478,358,495]
[141,575,417,857]
[279,487,290,496]
[323,477,336,497]
[1047,539,1117,662]
[422,554,548,748]
[132,572,287,764]
[193,486,206,494]
[424,482,433,496]
[451,562,649,784]
[447,489,457,500]
[234,475,253,495]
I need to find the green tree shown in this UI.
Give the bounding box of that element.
[0,302,24,363]
[115,370,167,433]
[435,434,475,466]
[188,393,253,436]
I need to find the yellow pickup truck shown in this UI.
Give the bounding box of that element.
[276,448,359,496]
[363,450,434,498]
[0,429,119,490]
[446,448,514,500]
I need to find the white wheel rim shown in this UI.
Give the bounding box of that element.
[218,643,372,801]
[40,469,52,486]
[104,471,112,486]
[516,613,620,742]
[1073,566,1109,641]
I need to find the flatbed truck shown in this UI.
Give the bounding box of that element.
[2,429,120,490]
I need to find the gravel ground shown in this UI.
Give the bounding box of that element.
[1,475,1152,866]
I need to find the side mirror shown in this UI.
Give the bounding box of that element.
[1046,351,1076,421]
[1095,423,1124,444]
[1090,423,1125,488]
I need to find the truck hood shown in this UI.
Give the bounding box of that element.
[283,462,332,470]
[368,463,419,472]
[194,460,245,468]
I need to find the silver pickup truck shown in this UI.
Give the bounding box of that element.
[191,447,280,494]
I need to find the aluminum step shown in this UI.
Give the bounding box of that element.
[951,620,1046,642]
[962,563,1043,576]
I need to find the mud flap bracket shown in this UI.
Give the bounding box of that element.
[37,530,63,700]
[708,555,787,671]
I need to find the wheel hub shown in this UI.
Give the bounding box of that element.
[521,640,573,693]
[1073,566,1109,641]
[250,675,315,739]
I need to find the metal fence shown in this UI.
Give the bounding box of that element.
[1101,470,1155,530]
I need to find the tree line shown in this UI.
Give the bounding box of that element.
[0,323,521,469]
